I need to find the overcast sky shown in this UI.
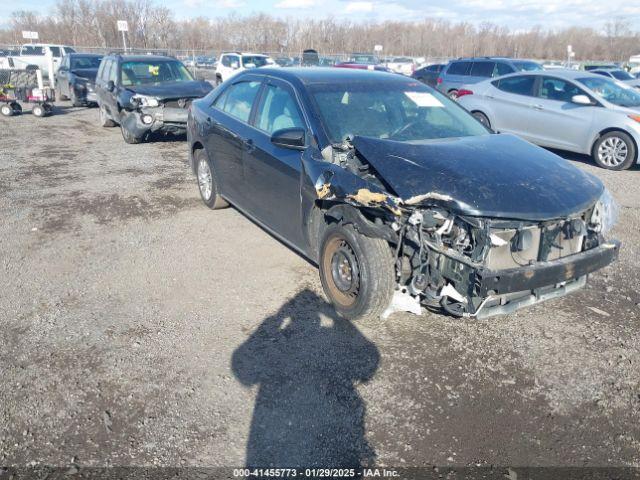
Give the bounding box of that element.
[6,0,640,31]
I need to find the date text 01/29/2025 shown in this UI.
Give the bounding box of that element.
[232,468,400,477]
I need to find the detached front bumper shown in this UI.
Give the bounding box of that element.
[475,240,620,296]
[467,240,620,318]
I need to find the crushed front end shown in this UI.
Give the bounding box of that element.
[308,135,621,319]
[392,197,620,318]
[122,94,195,138]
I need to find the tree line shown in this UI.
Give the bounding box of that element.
[1,0,639,61]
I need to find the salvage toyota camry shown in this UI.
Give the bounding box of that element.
[187,68,620,319]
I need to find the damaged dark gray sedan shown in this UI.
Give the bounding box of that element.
[187,68,620,319]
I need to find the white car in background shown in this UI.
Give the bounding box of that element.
[457,69,640,170]
[384,56,416,76]
[215,52,276,84]
[0,44,75,78]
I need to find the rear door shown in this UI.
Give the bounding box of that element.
[524,75,596,151]
[202,77,263,207]
[241,77,308,248]
[488,74,537,139]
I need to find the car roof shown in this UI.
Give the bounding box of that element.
[245,67,419,86]
[591,68,624,72]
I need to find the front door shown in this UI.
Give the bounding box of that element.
[242,78,308,248]
[524,76,596,151]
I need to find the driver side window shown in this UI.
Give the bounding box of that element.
[537,77,583,102]
[254,84,305,134]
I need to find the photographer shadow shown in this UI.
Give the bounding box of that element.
[231,289,380,468]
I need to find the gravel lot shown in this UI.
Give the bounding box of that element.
[1,103,639,471]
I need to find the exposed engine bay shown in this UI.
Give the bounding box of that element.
[307,135,620,318]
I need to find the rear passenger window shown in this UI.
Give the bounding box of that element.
[494,62,514,76]
[254,84,305,134]
[447,62,471,75]
[216,81,261,123]
[495,75,535,96]
[470,61,495,77]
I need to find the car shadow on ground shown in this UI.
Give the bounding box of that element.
[231,289,379,468]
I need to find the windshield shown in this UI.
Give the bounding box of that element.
[512,61,543,72]
[242,56,269,68]
[578,77,640,107]
[120,60,194,86]
[310,83,489,143]
[71,56,102,69]
[609,70,634,81]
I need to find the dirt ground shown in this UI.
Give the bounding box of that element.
[1,102,639,473]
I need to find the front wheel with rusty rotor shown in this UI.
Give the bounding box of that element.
[319,223,396,320]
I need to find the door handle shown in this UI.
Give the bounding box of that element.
[531,104,544,110]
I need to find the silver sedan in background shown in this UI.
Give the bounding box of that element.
[457,70,640,170]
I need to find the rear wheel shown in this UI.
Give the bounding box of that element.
[447,89,459,100]
[215,75,222,86]
[99,104,116,127]
[592,131,636,170]
[195,149,228,209]
[472,111,491,129]
[319,223,396,320]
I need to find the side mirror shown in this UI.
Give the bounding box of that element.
[107,80,115,92]
[571,94,592,105]
[271,127,306,150]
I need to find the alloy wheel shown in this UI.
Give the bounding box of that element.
[598,136,628,167]
[197,158,213,201]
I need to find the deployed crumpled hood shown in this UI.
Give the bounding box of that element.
[352,134,604,221]
[71,68,99,80]
[126,80,212,100]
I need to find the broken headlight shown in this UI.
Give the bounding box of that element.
[590,188,619,234]
[131,94,160,108]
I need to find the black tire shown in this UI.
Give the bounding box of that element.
[447,89,459,100]
[1,104,13,117]
[592,131,636,170]
[99,104,116,127]
[32,104,45,117]
[472,111,491,129]
[195,149,228,209]
[120,124,143,144]
[215,75,222,86]
[319,222,396,320]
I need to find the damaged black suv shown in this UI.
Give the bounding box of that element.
[95,54,213,143]
[187,68,620,319]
